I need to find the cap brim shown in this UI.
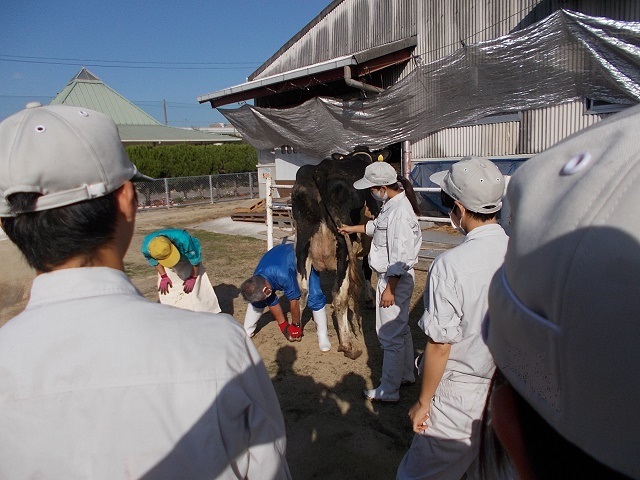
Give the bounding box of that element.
[353,177,375,189]
[429,170,448,186]
[131,166,155,183]
[156,244,181,268]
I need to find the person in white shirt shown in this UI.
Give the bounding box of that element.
[396,156,508,480]
[339,161,422,403]
[0,104,291,480]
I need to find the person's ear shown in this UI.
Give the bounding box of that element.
[112,182,137,257]
[115,181,137,223]
[490,382,536,480]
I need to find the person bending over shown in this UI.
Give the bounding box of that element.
[241,243,331,352]
[141,228,221,313]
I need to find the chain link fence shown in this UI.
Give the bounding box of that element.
[135,172,259,209]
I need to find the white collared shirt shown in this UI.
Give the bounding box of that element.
[0,267,291,479]
[365,191,422,277]
[419,223,509,383]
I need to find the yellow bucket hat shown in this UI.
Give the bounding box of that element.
[148,236,180,268]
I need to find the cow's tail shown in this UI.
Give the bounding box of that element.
[344,233,363,327]
[315,186,364,327]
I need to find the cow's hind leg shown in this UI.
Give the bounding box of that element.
[294,220,314,312]
[297,256,313,312]
[334,266,362,360]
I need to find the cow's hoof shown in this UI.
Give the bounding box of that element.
[338,345,362,360]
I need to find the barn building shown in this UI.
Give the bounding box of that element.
[198,0,640,213]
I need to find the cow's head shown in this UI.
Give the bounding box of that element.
[328,146,394,219]
[331,145,392,164]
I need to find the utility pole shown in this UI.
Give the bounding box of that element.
[163,99,168,125]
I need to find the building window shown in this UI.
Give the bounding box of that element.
[585,98,636,114]
[459,111,522,126]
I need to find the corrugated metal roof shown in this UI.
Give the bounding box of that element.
[51,68,239,144]
[51,68,161,126]
[250,0,416,80]
[197,54,356,104]
[117,125,240,144]
[198,37,417,107]
[250,0,346,79]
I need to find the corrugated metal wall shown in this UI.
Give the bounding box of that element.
[417,0,544,63]
[414,0,640,64]
[417,100,611,159]
[518,100,606,152]
[420,121,520,158]
[412,0,640,159]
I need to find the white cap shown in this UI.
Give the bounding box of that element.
[0,103,153,216]
[430,156,504,213]
[485,103,640,478]
[353,161,398,189]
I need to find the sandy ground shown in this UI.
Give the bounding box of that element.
[0,200,434,480]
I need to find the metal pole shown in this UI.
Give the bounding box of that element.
[402,140,411,179]
[163,99,168,125]
[209,175,214,204]
[414,186,447,222]
[164,178,170,209]
[265,173,274,251]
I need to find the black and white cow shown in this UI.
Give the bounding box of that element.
[291,146,391,360]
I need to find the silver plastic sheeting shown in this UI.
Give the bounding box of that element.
[219,10,640,159]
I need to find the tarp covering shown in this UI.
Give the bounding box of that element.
[219,10,640,159]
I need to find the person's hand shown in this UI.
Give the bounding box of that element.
[183,276,197,293]
[338,225,355,235]
[380,286,395,308]
[279,321,303,342]
[408,399,431,433]
[159,274,172,295]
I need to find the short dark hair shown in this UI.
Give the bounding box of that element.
[240,275,268,303]
[1,192,118,272]
[440,190,456,211]
[441,191,497,222]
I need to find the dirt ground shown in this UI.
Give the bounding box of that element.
[0,200,433,480]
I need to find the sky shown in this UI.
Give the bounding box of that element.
[0,1,332,127]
